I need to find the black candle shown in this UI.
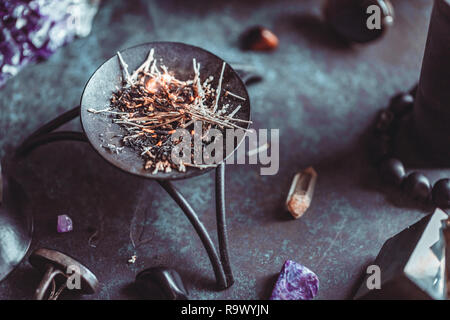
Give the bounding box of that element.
[413,0,450,162]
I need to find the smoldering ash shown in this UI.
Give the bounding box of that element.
[88,48,251,174]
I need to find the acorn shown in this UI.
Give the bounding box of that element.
[240,26,279,51]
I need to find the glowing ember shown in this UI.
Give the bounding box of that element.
[145,78,158,93]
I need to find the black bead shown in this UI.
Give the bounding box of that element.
[375,109,395,133]
[380,158,405,186]
[409,84,418,99]
[402,172,431,201]
[135,267,188,300]
[432,179,450,208]
[368,134,391,164]
[389,92,414,116]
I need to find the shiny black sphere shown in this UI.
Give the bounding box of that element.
[402,172,431,201]
[432,179,450,208]
[389,92,414,116]
[380,158,405,186]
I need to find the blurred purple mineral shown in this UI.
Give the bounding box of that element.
[0,0,100,87]
[57,214,73,233]
[270,260,319,300]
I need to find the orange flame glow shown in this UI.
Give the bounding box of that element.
[145,78,158,93]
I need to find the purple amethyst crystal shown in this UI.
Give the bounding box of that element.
[270,260,319,300]
[57,214,73,233]
[0,0,100,87]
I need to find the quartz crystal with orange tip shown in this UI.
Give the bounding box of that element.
[286,167,317,219]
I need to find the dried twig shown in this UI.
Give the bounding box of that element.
[225,90,246,101]
[117,51,132,86]
[212,62,226,113]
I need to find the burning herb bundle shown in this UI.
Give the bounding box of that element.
[88,49,250,174]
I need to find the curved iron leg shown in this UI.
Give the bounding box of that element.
[26,106,80,140]
[15,106,85,157]
[16,106,236,290]
[215,162,234,287]
[158,179,228,289]
[16,131,87,157]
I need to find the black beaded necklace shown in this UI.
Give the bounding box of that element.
[370,85,450,208]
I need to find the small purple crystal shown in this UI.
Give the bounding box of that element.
[57,214,73,233]
[270,260,319,300]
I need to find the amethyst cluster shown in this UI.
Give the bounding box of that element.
[270,260,319,300]
[0,0,100,87]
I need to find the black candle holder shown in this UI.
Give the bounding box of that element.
[13,42,258,290]
[17,105,236,289]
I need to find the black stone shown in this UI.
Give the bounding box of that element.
[389,92,414,116]
[323,0,394,44]
[402,172,431,201]
[135,267,188,300]
[379,158,405,186]
[432,179,450,209]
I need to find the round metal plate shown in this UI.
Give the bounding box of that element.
[80,42,251,180]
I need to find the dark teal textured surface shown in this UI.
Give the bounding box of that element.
[0,0,442,299]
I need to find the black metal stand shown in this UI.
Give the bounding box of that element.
[158,170,234,289]
[16,106,234,290]
[15,106,87,156]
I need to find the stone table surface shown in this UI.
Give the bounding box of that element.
[0,0,444,300]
